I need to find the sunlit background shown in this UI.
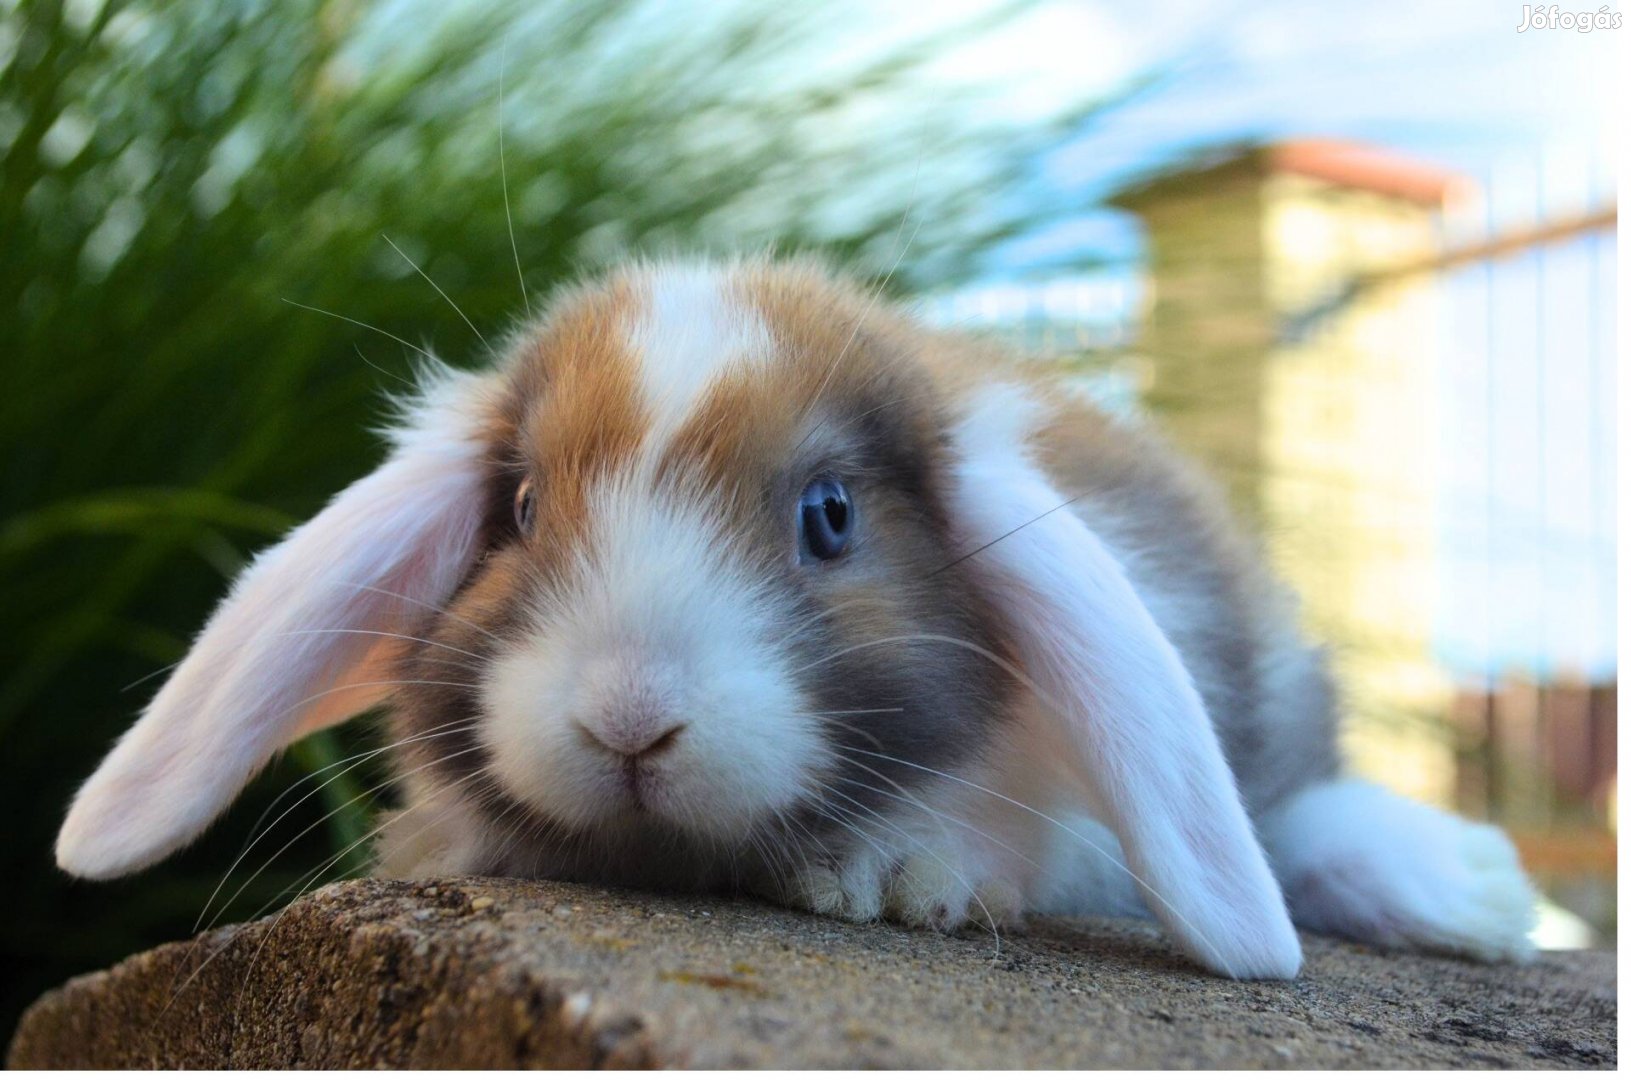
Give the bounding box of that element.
[2,0,1617,1041]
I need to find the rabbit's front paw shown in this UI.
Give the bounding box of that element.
[784,843,891,922]
[883,848,1024,932]
[783,833,1024,933]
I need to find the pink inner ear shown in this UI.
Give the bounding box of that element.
[947,394,1301,980]
[290,635,410,739]
[56,369,491,881]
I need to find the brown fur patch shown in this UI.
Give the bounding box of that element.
[501,275,649,581]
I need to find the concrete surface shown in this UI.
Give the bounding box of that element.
[7,876,1616,1068]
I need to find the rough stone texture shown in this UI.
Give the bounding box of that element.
[8,877,1616,1069]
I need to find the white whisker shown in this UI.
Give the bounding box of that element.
[817,783,1001,951]
[168,765,485,1019]
[224,769,498,1018]
[498,38,531,320]
[193,715,480,933]
[273,627,486,662]
[326,578,506,646]
[281,298,435,361]
[351,343,415,388]
[382,234,490,351]
[195,737,486,942]
[120,659,182,694]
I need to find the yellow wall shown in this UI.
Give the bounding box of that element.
[1257,173,1457,807]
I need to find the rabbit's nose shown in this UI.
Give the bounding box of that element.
[573,651,689,759]
[576,718,686,760]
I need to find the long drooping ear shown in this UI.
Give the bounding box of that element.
[947,386,1301,980]
[56,367,495,880]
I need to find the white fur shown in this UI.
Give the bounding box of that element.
[479,267,816,840]
[784,767,1039,932]
[945,383,1302,980]
[482,472,829,840]
[623,264,774,447]
[1031,812,1149,920]
[55,366,493,879]
[1258,779,1537,961]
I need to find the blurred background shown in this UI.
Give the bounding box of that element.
[1,0,1617,1040]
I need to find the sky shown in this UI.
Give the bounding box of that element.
[897,0,1621,271]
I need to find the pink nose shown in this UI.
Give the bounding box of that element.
[576,720,685,760]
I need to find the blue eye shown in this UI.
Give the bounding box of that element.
[799,477,853,561]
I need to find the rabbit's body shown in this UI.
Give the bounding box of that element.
[59,258,1537,977]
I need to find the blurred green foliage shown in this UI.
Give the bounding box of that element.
[1,0,1115,1038]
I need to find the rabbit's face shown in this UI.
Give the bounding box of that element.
[391,264,1005,861]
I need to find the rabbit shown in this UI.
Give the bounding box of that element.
[54,257,1538,979]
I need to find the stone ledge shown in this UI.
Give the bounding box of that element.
[7,877,1615,1069]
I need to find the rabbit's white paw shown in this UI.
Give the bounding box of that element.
[784,843,891,922]
[884,850,1025,931]
[1260,779,1537,962]
[784,832,1023,932]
